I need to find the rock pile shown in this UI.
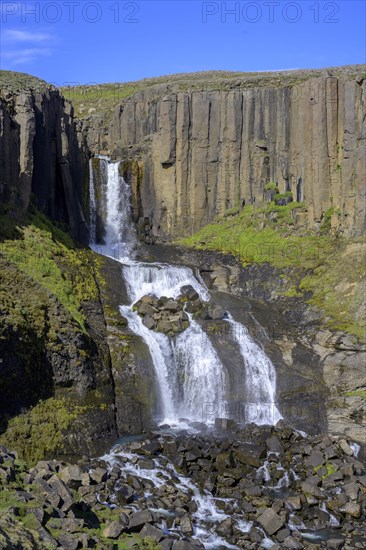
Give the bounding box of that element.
[133,286,226,337]
[0,423,365,549]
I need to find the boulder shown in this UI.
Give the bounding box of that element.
[235,443,266,468]
[339,502,361,518]
[139,523,164,541]
[102,520,125,538]
[143,316,156,330]
[180,514,193,536]
[128,510,153,531]
[208,304,226,320]
[59,464,83,489]
[164,300,179,312]
[257,508,284,535]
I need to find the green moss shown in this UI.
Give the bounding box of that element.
[0,210,100,331]
[264,182,279,192]
[0,398,88,464]
[345,389,366,400]
[179,204,365,340]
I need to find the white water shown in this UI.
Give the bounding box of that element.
[89,159,282,427]
[101,447,252,549]
[227,315,282,425]
[88,159,97,244]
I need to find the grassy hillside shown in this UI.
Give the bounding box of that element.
[178,203,366,340]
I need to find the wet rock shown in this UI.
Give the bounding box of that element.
[214,418,237,432]
[339,439,354,456]
[266,435,284,454]
[143,316,156,330]
[235,443,266,468]
[216,517,233,537]
[180,514,193,535]
[179,285,199,302]
[207,303,226,320]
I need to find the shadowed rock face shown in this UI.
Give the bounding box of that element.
[84,66,366,239]
[0,79,88,241]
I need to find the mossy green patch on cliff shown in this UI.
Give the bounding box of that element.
[179,205,366,340]
[345,389,366,400]
[179,205,328,270]
[0,211,99,331]
[0,398,88,464]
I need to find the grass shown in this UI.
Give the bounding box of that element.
[178,204,366,340]
[59,65,365,120]
[0,210,99,331]
[179,204,329,269]
[0,398,88,463]
[345,390,366,400]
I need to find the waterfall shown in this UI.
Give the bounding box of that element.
[227,315,282,425]
[89,159,282,427]
[89,159,96,244]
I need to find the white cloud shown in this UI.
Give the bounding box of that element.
[1,28,55,65]
[4,29,53,43]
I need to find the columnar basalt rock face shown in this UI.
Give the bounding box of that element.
[0,76,88,241]
[89,67,366,239]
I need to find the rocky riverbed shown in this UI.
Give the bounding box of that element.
[0,422,365,549]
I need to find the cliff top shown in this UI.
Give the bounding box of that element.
[0,70,54,94]
[59,64,365,119]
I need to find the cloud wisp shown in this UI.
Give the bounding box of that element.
[1,28,55,66]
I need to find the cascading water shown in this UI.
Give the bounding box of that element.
[88,158,97,244]
[227,315,282,425]
[89,159,282,427]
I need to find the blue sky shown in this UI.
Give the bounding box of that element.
[1,0,365,85]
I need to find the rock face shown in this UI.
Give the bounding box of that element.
[0,72,88,241]
[82,66,366,239]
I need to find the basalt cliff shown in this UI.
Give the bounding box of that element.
[81,65,366,239]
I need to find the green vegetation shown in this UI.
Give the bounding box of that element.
[344,389,366,400]
[264,182,279,192]
[0,398,88,463]
[0,209,99,331]
[178,203,366,340]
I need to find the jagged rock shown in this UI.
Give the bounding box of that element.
[102,520,125,538]
[216,517,233,537]
[339,502,361,518]
[257,508,284,535]
[59,465,84,489]
[157,319,173,334]
[214,418,237,432]
[57,533,79,550]
[89,467,108,484]
[235,443,266,468]
[164,300,179,313]
[180,514,193,536]
[139,523,164,541]
[128,510,153,530]
[143,316,156,330]
[179,285,199,301]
